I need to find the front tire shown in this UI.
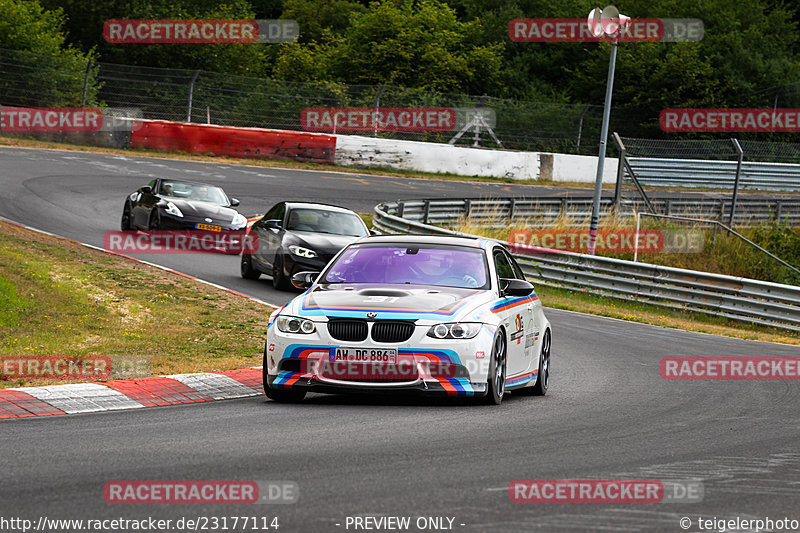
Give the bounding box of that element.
[148,209,161,230]
[262,348,306,403]
[271,254,292,291]
[241,253,261,280]
[121,202,133,231]
[485,331,507,405]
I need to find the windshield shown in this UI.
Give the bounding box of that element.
[323,245,489,289]
[160,181,229,206]
[286,209,367,237]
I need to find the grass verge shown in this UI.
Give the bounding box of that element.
[0,220,274,388]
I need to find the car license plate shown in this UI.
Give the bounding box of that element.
[196,223,222,232]
[330,347,397,364]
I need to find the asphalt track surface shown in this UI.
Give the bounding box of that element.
[1,146,799,532]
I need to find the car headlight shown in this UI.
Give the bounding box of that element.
[289,245,318,259]
[231,213,247,229]
[276,315,316,334]
[164,202,183,218]
[427,322,482,339]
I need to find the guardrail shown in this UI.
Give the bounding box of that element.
[389,196,800,227]
[374,199,800,332]
[625,158,800,192]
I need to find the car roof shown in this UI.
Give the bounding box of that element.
[285,202,358,214]
[355,234,490,248]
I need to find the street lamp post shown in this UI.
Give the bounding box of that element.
[587,6,629,255]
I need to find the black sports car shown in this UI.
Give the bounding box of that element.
[241,202,369,290]
[121,178,247,232]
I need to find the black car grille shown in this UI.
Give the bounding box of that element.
[327,319,368,342]
[371,321,415,343]
[327,319,415,343]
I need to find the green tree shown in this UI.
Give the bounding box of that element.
[273,0,504,94]
[0,0,97,106]
[38,0,268,76]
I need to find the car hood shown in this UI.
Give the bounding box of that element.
[165,198,238,222]
[288,284,494,321]
[290,232,362,253]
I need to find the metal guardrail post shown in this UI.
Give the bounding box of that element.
[730,138,744,225]
[373,84,386,138]
[81,60,92,106]
[612,133,626,208]
[186,70,200,123]
[422,200,430,224]
[576,103,591,152]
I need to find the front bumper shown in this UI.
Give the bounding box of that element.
[266,369,486,397]
[157,213,247,254]
[264,331,495,398]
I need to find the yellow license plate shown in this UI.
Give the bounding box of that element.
[196,223,222,232]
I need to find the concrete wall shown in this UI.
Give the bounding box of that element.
[335,134,617,183]
[335,135,540,180]
[540,152,619,184]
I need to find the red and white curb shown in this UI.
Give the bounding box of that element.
[0,368,263,419]
[0,215,275,420]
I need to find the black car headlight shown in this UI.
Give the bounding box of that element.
[231,213,247,229]
[427,322,482,339]
[289,245,317,259]
[276,315,316,334]
[164,202,183,218]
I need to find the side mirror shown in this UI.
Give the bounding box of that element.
[369,229,378,236]
[500,278,534,297]
[140,185,152,194]
[229,198,240,207]
[291,271,319,290]
[265,219,282,230]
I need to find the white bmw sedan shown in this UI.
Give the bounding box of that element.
[263,235,552,405]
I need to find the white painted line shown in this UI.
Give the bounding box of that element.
[12,383,144,414]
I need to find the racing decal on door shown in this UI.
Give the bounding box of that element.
[524,329,539,357]
[510,313,524,344]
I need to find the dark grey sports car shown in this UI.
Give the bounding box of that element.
[241,202,369,290]
[121,178,247,232]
